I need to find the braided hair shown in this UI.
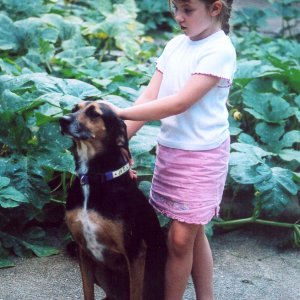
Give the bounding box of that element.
[218,0,233,34]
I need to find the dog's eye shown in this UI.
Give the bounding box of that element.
[86,106,101,119]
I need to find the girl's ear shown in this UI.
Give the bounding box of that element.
[209,0,222,17]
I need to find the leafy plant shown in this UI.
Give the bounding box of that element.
[220,3,300,245]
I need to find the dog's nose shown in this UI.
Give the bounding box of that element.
[59,115,72,127]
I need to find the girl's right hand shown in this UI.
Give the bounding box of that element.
[98,100,122,117]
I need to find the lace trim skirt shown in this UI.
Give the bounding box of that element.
[149,138,230,225]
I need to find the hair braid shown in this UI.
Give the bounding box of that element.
[221,0,233,35]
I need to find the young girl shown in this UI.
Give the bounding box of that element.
[108,1,236,299]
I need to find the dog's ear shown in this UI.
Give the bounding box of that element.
[116,119,133,164]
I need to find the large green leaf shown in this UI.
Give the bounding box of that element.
[255,122,285,152]
[229,152,262,167]
[0,257,15,268]
[0,14,21,51]
[0,157,51,209]
[231,142,272,158]
[0,177,28,208]
[0,186,28,209]
[230,164,271,185]
[0,0,49,18]
[130,125,159,157]
[280,130,300,148]
[243,91,295,123]
[278,149,300,163]
[255,167,298,215]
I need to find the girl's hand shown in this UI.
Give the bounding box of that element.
[98,100,122,117]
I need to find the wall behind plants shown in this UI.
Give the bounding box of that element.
[0,0,300,267]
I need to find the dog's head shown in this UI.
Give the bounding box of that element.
[59,101,131,163]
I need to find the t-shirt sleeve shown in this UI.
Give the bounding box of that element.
[192,47,236,87]
[156,35,183,73]
[156,51,166,73]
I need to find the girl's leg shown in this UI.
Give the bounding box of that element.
[165,220,199,300]
[191,225,215,300]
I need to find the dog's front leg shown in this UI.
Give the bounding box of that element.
[126,246,146,300]
[78,248,95,300]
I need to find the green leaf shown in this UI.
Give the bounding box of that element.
[0,157,51,209]
[237,133,259,146]
[0,258,15,268]
[1,0,49,18]
[0,58,22,75]
[254,167,298,215]
[271,167,298,195]
[22,242,59,257]
[230,164,271,185]
[229,115,242,136]
[229,152,262,167]
[0,186,28,208]
[130,125,159,157]
[280,130,300,148]
[0,177,10,189]
[138,181,151,198]
[0,14,20,51]
[256,183,291,215]
[243,90,295,123]
[231,143,272,158]
[255,122,285,152]
[278,149,300,163]
[288,67,300,93]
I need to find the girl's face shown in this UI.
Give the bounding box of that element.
[171,0,222,41]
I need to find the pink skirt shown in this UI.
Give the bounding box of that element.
[149,138,230,225]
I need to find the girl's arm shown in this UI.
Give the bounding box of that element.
[119,74,220,122]
[125,70,163,139]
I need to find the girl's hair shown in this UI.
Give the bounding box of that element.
[169,0,234,34]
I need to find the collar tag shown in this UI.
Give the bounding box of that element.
[111,163,130,179]
[78,163,130,185]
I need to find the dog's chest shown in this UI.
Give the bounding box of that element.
[66,209,125,262]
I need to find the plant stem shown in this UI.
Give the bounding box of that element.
[215,217,299,230]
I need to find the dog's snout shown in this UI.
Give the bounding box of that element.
[59,115,72,127]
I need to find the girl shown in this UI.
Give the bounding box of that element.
[109,0,236,299]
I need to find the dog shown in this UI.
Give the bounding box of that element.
[59,101,167,300]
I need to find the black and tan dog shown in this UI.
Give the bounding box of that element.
[59,101,166,300]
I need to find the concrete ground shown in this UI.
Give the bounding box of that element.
[1,226,299,300]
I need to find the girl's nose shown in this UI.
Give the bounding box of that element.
[174,11,184,23]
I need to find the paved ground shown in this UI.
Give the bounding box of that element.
[1,226,299,300]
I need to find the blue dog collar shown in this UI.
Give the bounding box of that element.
[79,163,130,185]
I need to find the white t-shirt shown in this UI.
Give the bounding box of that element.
[156,30,236,150]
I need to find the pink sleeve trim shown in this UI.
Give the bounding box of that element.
[192,72,232,88]
[156,67,163,74]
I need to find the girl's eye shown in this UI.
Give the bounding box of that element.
[184,9,193,14]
